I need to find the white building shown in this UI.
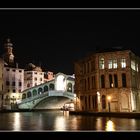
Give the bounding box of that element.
[0,38,24,107]
[24,63,44,90]
[3,66,24,104]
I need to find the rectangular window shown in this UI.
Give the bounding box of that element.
[12,82,15,86]
[89,96,90,109]
[84,79,86,91]
[88,77,90,90]
[131,60,136,71]
[13,89,16,92]
[121,58,126,68]
[99,58,104,69]
[113,59,117,69]
[109,74,113,88]
[108,60,113,69]
[122,73,126,87]
[92,76,96,89]
[101,75,105,88]
[114,74,118,88]
[6,81,10,86]
[19,82,22,86]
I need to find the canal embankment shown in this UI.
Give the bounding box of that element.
[69,111,140,118]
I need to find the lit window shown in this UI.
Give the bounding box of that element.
[121,58,126,68]
[108,60,113,69]
[113,59,117,69]
[136,64,139,72]
[131,60,136,71]
[99,58,104,69]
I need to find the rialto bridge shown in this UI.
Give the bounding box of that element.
[17,73,76,110]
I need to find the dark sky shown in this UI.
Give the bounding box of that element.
[0,9,140,74]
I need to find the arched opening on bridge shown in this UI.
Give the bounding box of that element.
[27,91,32,98]
[33,89,37,96]
[38,87,43,94]
[67,83,72,92]
[63,101,75,111]
[49,83,54,90]
[44,85,48,92]
[22,93,26,100]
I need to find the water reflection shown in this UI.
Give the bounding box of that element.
[0,111,140,131]
[54,116,67,131]
[13,113,21,131]
[105,119,115,131]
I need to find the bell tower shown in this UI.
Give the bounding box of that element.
[3,38,14,66]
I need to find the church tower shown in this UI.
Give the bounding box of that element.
[3,38,14,66]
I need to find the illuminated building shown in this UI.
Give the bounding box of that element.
[74,49,140,112]
[0,58,4,108]
[24,63,44,90]
[1,39,24,108]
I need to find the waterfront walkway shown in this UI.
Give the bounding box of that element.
[1,109,140,119]
[69,111,140,118]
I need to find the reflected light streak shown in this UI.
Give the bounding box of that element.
[96,118,102,131]
[13,113,21,131]
[54,116,66,131]
[105,120,115,131]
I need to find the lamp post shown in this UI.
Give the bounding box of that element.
[107,96,111,112]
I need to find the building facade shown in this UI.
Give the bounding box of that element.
[74,50,140,112]
[0,58,4,108]
[24,63,44,90]
[3,66,24,105]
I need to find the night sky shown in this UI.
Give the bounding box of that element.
[0,9,140,74]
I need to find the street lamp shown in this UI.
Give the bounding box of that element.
[107,96,111,112]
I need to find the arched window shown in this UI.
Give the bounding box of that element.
[49,83,54,90]
[22,93,26,100]
[27,91,32,98]
[102,95,106,109]
[38,87,43,94]
[32,89,37,96]
[67,83,72,92]
[44,85,48,92]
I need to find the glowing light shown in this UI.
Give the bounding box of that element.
[105,120,115,131]
[107,96,111,101]
[13,113,21,131]
[56,75,65,91]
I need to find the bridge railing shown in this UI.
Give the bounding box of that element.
[18,91,49,105]
[18,90,76,105]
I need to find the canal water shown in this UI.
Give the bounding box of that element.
[0,110,140,131]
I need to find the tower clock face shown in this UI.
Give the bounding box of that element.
[56,75,65,91]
